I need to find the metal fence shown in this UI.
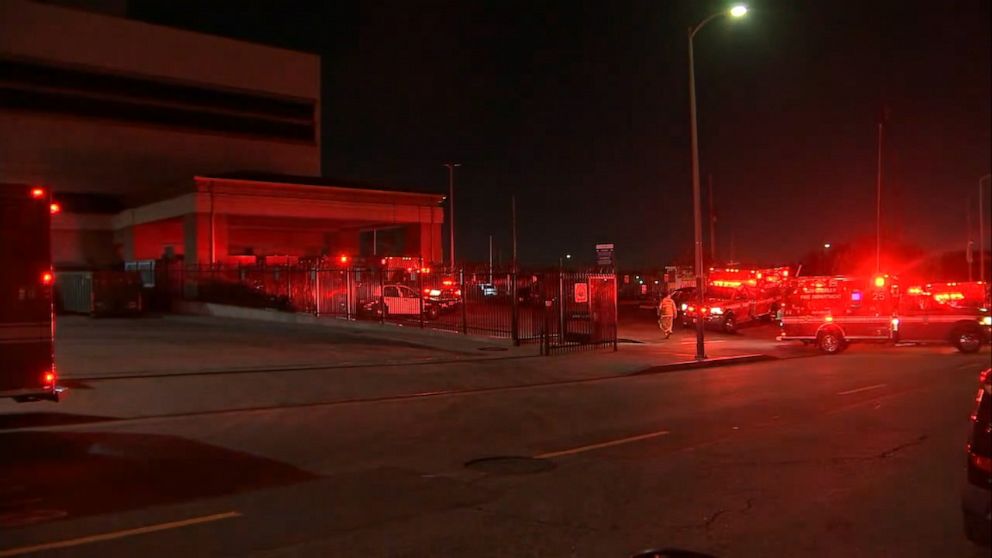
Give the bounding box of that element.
[161,263,616,350]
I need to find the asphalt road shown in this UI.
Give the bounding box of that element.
[2,343,990,556]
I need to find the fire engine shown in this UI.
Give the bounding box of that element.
[779,275,990,354]
[681,267,788,333]
[1,185,60,402]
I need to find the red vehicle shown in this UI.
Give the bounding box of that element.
[681,267,788,333]
[1,185,59,402]
[779,275,990,354]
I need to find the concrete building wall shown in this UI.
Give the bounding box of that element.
[0,0,321,204]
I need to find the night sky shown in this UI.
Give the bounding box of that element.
[129,0,991,269]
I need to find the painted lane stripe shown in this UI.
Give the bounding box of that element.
[836,383,887,396]
[0,511,242,557]
[535,429,671,459]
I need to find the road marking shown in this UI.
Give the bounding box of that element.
[0,511,242,557]
[535,429,671,459]
[836,383,887,396]
[680,339,726,344]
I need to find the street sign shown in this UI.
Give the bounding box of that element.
[595,243,615,266]
[574,282,589,303]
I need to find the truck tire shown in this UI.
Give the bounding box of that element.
[817,329,845,354]
[952,326,982,353]
[722,313,737,334]
[425,304,440,320]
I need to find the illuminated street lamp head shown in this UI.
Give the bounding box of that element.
[565,254,572,259]
[729,5,748,17]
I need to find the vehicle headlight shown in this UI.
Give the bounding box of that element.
[982,316,992,326]
[429,289,442,296]
[710,307,723,315]
[681,303,688,311]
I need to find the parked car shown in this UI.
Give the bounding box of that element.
[360,284,440,319]
[963,367,991,546]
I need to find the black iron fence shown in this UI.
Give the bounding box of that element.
[160,263,616,350]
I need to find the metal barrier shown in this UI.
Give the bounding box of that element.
[163,264,617,350]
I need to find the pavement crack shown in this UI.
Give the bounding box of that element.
[701,497,756,531]
[874,435,927,459]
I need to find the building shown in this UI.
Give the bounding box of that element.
[0,0,443,268]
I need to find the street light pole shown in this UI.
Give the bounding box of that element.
[687,4,748,361]
[443,162,461,271]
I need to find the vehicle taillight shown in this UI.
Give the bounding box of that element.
[874,276,886,288]
[825,315,833,322]
[41,272,54,285]
[31,187,45,199]
[970,452,992,474]
[43,371,56,387]
[424,288,431,294]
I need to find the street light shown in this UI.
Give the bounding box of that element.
[823,243,831,249]
[559,253,572,269]
[687,4,748,360]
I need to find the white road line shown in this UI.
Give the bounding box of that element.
[679,340,727,344]
[836,383,887,396]
[0,511,242,557]
[534,429,671,459]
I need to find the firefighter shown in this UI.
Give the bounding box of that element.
[658,292,676,338]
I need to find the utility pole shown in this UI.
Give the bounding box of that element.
[511,195,517,272]
[488,234,493,282]
[708,173,717,265]
[875,121,884,273]
[967,203,974,281]
[443,163,461,271]
[980,174,990,283]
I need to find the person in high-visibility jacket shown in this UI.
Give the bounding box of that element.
[658,292,677,338]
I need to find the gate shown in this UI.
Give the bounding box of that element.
[542,272,618,354]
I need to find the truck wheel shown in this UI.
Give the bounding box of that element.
[723,313,736,334]
[952,327,982,353]
[817,329,845,354]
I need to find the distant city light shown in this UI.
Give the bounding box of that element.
[823,243,831,249]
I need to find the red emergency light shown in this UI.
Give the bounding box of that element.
[339,255,349,264]
[41,272,54,285]
[49,202,61,214]
[31,187,46,199]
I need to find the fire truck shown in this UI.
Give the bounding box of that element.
[681,267,788,333]
[1,185,60,402]
[779,275,990,354]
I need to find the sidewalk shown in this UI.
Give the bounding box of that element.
[53,313,534,380]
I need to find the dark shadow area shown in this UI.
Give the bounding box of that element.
[0,412,115,430]
[0,431,317,528]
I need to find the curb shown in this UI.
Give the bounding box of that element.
[629,353,776,376]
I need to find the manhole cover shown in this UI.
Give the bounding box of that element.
[477,346,509,352]
[464,456,555,475]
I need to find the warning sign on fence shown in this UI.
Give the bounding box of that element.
[574,282,589,303]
